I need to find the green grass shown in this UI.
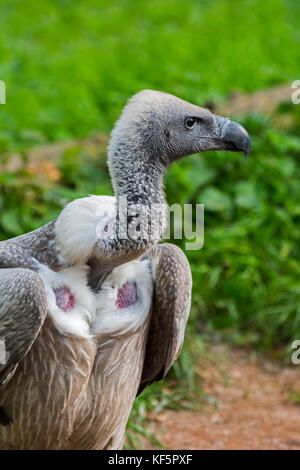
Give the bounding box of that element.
[0,0,299,448]
[0,0,300,152]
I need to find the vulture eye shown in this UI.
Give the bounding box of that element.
[185,117,197,129]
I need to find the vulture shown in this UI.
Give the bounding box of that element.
[0,90,251,449]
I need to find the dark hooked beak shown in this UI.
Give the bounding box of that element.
[213,115,251,158]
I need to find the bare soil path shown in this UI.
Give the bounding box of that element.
[146,346,300,450]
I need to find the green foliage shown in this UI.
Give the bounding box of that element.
[0,146,112,239]
[0,0,299,152]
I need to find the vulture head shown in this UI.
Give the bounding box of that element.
[57,90,251,284]
[108,90,251,195]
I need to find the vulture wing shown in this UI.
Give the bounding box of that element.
[137,243,192,395]
[0,268,47,388]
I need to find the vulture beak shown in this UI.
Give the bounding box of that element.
[213,115,251,159]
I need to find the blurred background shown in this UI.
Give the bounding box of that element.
[0,0,299,449]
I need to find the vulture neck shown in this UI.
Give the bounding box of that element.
[116,166,165,207]
[108,140,167,208]
[89,139,168,289]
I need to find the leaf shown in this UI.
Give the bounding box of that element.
[234,181,263,209]
[1,210,23,236]
[199,187,232,212]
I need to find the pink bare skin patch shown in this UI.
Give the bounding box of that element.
[116,282,137,309]
[54,286,75,312]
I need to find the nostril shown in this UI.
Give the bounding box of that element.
[164,128,171,138]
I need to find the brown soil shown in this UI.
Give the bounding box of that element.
[146,346,300,450]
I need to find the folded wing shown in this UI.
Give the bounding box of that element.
[138,243,192,395]
[0,268,48,387]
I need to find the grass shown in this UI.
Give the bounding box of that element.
[0,0,299,448]
[0,0,300,152]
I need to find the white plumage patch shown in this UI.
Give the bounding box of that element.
[38,264,96,339]
[38,258,153,339]
[93,259,154,335]
[42,193,154,338]
[55,195,116,264]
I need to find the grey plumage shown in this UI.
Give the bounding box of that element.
[138,244,192,394]
[0,90,250,449]
[0,268,47,386]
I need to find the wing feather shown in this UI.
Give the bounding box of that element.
[0,268,47,387]
[138,243,192,395]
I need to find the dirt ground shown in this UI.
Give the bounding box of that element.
[146,346,300,450]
